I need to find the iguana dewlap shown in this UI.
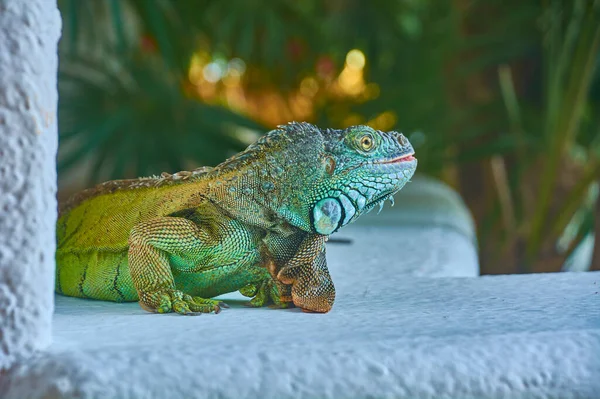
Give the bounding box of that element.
[56,122,417,314]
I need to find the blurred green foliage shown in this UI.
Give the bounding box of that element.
[58,0,465,178]
[57,0,600,273]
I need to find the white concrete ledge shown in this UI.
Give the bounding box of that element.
[1,272,598,399]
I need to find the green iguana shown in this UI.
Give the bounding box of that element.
[56,122,417,315]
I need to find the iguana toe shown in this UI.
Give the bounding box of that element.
[185,295,226,313]
[239,284,258,297]
[155,293,172,313]
[172,298,193,315]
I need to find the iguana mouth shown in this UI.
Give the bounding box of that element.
[377,153,416,164]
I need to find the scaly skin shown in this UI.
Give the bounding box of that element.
[56,122,417,314]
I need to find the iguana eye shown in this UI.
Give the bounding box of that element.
[359,134,374,151]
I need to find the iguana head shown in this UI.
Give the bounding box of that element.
[306,124,417,235]
[216,122,416,235]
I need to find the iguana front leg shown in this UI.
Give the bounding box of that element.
[128,215,269,314]
[277,234,335,313]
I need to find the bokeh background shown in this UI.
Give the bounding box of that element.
[56,0,600,275]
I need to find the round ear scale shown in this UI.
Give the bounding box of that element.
[324,156,336,175]
[312,197,344,235]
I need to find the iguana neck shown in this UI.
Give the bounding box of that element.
[199,124,327,232]
[204,149,324,233]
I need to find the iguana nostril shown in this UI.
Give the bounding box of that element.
[397,134,408,146]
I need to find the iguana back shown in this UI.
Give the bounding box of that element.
[57,174,210,250]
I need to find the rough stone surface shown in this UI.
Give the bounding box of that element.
[1,272,598,399]
[0,0,61,370]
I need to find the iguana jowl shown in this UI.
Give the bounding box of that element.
[56,122,417,314]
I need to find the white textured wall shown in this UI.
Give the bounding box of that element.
[0,0,61,370]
